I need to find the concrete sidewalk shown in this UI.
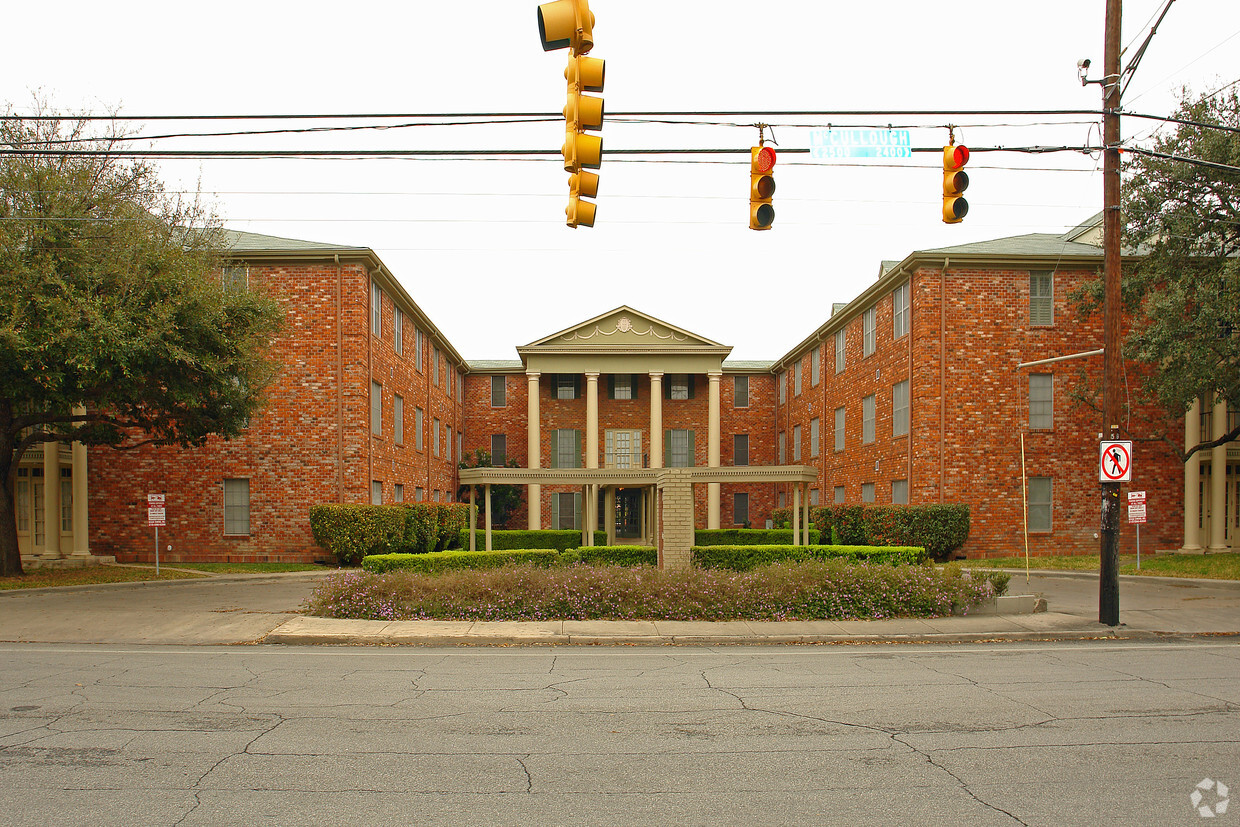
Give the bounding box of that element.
[3,568,1239,646]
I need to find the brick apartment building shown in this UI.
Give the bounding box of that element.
[14,217,1237,565]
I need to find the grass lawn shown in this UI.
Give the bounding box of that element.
[0,561,330,590]
[960,552,1240,581]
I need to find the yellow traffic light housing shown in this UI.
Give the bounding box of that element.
[749,146,776,230]
[942,144,970,224]
[537,0,595,54]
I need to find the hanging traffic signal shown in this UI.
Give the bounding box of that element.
[749,146,776,230]
[538,0,603,228]
[942,144,969,224]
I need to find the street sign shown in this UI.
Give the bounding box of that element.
[147,493,166,528]
[1099,440,1133,482]
[1127,490,1147,524]
[809,128,912,159]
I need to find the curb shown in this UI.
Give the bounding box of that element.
[978,568,1240,589]
[0,568,335,596]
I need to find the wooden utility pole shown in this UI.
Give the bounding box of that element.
[1100,0,1123,626]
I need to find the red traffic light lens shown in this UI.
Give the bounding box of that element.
[753,146,776,173]
[945,145,969,169]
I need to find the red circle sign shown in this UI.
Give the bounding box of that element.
[1101,442,1131,480]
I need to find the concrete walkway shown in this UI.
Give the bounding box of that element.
[2,568,1238,646]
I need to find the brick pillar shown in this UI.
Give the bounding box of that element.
[658,469,695,570]
[526,371,541,530]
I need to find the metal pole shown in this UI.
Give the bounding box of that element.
[1099,0,1123,626]
[1137,523,1141,570]
[155,525,160,576]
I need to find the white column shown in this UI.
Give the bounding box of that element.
[803,485,812,545]
[1210,396,1228,550]
[526,371,541,530]
[1184,398,1202,550]
[485,484,493,552]
[469,485,477,551]
[649,372,663,468]
[707,371,721,530]
[41,441,61,559]
[792,484,801,547]
[605,487,616,546]
[71,406,90,557]
[585,372,599,470]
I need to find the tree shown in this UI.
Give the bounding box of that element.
[0,108,283,575]
[1078,88,1240,462]
[457,449,523,529]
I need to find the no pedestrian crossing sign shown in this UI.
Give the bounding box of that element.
[1099,440,1133,482]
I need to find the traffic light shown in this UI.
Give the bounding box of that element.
[942,144,969,224]
[749,145,776,230]
[537,0,603,228]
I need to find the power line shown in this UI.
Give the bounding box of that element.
[1122,145,1240,174]
[1122,110,1240,135]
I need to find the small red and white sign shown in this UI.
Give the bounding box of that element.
[1100,440,1133,482]
[147,493,166,528]
[1128,490,1147,524]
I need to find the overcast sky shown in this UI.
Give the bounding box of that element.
[4,1,1238,362]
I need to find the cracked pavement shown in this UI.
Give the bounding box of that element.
[1,641,1237,825]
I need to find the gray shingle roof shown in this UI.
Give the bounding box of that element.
[917,232,1104,258]
[221,229,366,254]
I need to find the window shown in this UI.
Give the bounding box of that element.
[834,406,845,452]
[834,485,845,504]
[556,374,578,400]
[394,484,404,503]
[433,346,440,386]
[415,407,424,451]
[457,431,463,463]
[446,426,453,462]
[734,375,749,408]
[669,374,691,400]
[863,307,876,357]
[224,478,250,535]
[553,429,581,468]
[415,486,424,502]
[1030,271,1053,326]
[415,327,423,371]
[811,350,820,386]
[371,283,382,334]
[835,330,845,374]
[810,417,820,457]
[734,493,750,526]
[667,429,694,467]
[433,490,441,503]
[892,479,909,505]
[394,395,404,445]
[491,434,507,466]
[552,491,581,530]
[222,265,248,292]
[893,380,909,437]
[793,424,802,461]
[606,429,642,469]
[862,394,875,444]
[611,374,633,400]
[491,375,506,407]
[892,282,910,339]
[778,492,786,509]
[794,360,802,396]
[810,488,820,506]
[733,434,749,466]
[1028,477,1053,531]
[393,306,403,354]
[861,482,875,503]
[778,372,786,404]
[60,468,73,533]
[433,417,440,457]
[778,431,786,464]
[1029,374,1053,429]
[371,381,382,436]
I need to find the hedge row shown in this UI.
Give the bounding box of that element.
[458,529,607,551]
[363,545,658,573]
[692,544,927,570]
[771,504,970,562]
[695,528,820,546]
[309,503,471,565]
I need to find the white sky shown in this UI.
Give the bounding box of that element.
[3,1,1238,362]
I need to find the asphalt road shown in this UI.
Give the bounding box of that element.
[1,641,1237,825]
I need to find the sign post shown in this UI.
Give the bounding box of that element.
[147,494,166,575]
[1128,491,1147,570]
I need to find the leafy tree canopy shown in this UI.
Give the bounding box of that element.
[0,106,283,575]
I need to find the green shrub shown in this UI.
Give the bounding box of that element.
[770,508,792,528]
[574,546,658,566]
[942,562,1010,596]
[363,549,560,574]
[692,544,927,570]
[309,504,408,566]
[404,503,471,553]
[459,529,606,551]
[695,528,820,546]
[812,504,969,562]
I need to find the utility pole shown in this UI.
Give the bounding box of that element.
[1100,0,1123,626]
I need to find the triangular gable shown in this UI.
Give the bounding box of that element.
[522,306,727,351]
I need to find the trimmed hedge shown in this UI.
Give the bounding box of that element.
[812,504,970,562]
[696,528,820,546]
[459,529,606,551]
[310,502,472,565]
[567,546,658,566]
[692,544,928,570]
[310,504,408,566]
[363,549,560,574]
